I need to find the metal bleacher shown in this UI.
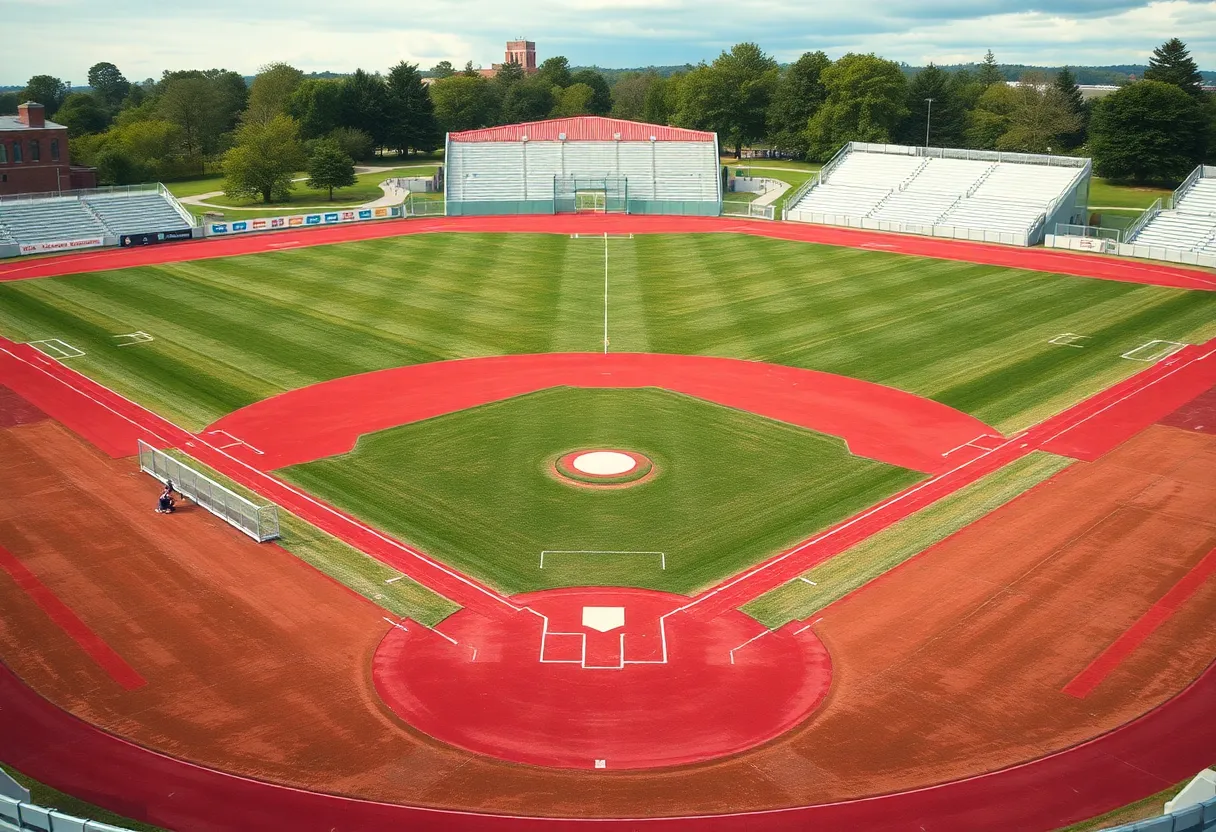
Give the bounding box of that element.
[785,142,1090,246]
[1126,172,1216,255]
[0,185,197,254]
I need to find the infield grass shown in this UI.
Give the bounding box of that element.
[0,234,1212,437]
[743,451,1074,627]
[280,387,922,595]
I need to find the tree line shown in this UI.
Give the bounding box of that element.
[8,35,1214,196]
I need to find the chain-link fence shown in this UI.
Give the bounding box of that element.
[137,440,279,542]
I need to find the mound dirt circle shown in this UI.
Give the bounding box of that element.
[572,450,637,475]
[554,449,654,487]
[372,587,834,770]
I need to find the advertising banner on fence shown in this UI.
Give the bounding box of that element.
[19,237,105,256]
[120,229,194,247]
[206,206,400,237]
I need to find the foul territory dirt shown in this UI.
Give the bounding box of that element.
[1,405,1213,829]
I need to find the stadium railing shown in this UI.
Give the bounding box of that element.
[1045,230,1216,267]
[1,794,132,832]
[137,441,280,542]
[785,208,1035,246]
[1123,198,1163,243]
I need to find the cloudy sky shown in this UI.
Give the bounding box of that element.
[2,0,1214,84]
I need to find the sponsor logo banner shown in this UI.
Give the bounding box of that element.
[204,205,403,236]
[119,229,193,248]
[19,237,105,255]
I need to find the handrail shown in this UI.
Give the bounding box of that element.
[0,183,160,204]
[1122,197,1162,243]
[898,158,931,192]
[935,196,962,223]
[966,163,999,197]
[1170,164,1204,209]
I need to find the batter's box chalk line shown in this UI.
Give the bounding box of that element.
[1121,339,1187,362]
[1049,332,1090,348]
[539,550,666,570]
[27,338,85,360]
[113,331,154,347]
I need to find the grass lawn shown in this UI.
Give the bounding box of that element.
[743,452,1073,627]
[201,166,438,210]
[1,764,167,831]
[1088,177,1172,210]
[281,387,922,595]
[0,233,1213,436]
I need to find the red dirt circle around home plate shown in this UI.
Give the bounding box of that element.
[373,587,833,770]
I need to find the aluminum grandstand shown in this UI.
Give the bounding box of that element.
[1125,166,1216,255]
[444,116,722,216]
[0,185,198,257]
[784,142,1091,246]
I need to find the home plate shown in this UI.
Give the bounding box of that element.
[583,606,625,632]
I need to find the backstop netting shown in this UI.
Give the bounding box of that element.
[137,440,280,542]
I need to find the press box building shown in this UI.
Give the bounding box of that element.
[444,116,722,216]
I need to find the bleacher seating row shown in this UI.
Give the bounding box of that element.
[786,145,1089,246]
[0,188,196,248]
[1126,174,1216,255]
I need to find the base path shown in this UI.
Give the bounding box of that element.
[205,352,999,474]
[374,587,832,770]
[2,214,1213,291]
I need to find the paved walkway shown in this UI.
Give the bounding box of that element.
[179,165,431,213]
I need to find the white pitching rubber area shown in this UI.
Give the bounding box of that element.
[572,451,637,476]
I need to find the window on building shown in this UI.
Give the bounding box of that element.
[0,143,7,164]
[30,140,40,162]
[51,139,59,161]
[12,142,22,163]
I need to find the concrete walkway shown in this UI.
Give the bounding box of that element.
[752,180,791,207]
[179,164,430,213]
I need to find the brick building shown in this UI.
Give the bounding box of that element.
[0,102,95,196]
[478,39,538,78]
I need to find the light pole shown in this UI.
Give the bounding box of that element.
[924,98,935,147]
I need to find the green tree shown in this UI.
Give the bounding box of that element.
[222,115,306,203]
[1143,38,1203,96]
[502,77,556,123]
[328,126,374,162]
[0,92,19,114]
[431,61,456,79]
[286,78,344,138]
[976,50,1005,88]
[552,83,595,117]
[767,51,830,157]
[306,139,356,199]
[900,63,965,147]
[493,60,526,99]
[537,56,573,89]
[340,69,389,147]
[21,75,70,116]
[385,61,441,155]
[995,77,1081,154]
[610,72,657,120]
[157,69,247,133]
[963,83,1017,149]
[571,70,612,115]
[430,74,499,132]
[244,62,304,126]
[54,93,110,136]
[157,76,224,170]
[1089,80,1207,183]
[805,53,908,159]
[643,74,678,125]
[86,62,130,110]
[675,43,778,156]
[1053,67,1087,148]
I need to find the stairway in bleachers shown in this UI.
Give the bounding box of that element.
[1126,176,1216,252]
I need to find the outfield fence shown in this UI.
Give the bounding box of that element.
[137,441,280,542]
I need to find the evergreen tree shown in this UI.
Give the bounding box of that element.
[385,61,440,155]
[900,63,965,147]
[1053,67,1087,148]
[340,69,389,149]
[1143,38,1203,96]
[976,50,1005,88]
[306,139,357,199]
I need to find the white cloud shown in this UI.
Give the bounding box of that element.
[1,0,1212,83]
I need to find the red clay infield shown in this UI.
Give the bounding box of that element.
[3,214,1215,291]
[204,351,999,474]
[374,587,833,769]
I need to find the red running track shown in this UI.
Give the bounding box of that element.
[204,352,999,474]
[2,214,1214,291]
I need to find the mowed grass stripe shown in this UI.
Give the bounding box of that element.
[742,451,1074,628]
[0,232,1212,435]
[280,387,923,596]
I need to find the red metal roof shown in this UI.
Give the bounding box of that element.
[449,117,715,143]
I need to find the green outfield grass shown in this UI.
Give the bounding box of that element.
[280,387,922,595]
[0,233,1213,437]
[743,451,1074,627]
[1088,177,1173,210]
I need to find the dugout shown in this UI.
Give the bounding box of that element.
[444,116,722,217]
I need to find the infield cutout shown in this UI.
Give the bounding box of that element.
[28,338,84,360]
[1049,333,1090,348]
[1121,339,1186,362]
